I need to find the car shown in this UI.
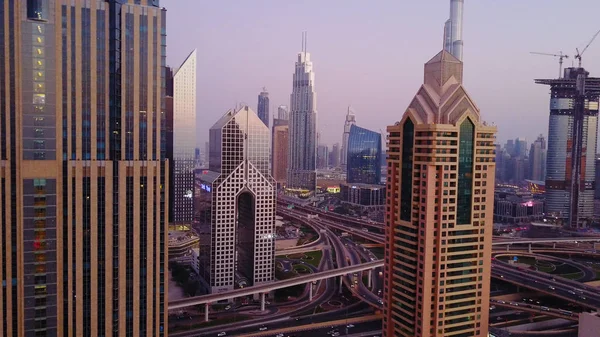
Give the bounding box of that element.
[347,324,355,328]
[489,305,496,311]
[499,275,504,278]
[568,290,576,295]
[580,296,587,300]
[259,326,268,331]
[224,305,231,310]
[217,333,226,337]
[548,286,556,291]
[276,334,284,337]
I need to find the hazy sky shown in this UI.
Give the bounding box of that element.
[162,0,600,148]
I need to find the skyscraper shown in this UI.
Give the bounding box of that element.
[537,67,600,227]
[443,0,464,61]
[341,106,356,171]
[257,87,270,128]
[331,143,341,168]
[172,50,197,223]
[0,1,168,335]
[287,33,318,193]
[384,50,496,337]
[272,118,289,186]
[347,125,382,185]
[197,106,276,293]
[317,145,329,169]
[528,134,547,181]
[277,105,289,121]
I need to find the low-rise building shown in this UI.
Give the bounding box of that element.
[340,183,385,208]
[494,190,544,223]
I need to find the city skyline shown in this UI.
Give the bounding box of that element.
[162,0,600,147]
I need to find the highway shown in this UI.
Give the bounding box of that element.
[490,299,578,321]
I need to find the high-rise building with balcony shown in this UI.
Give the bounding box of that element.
[0,0,168,335]
[197,106,276,293]
[287,33,317,193]
[257,87,270,128]
[384,50,496,337]
[346,125,382,185]
[172,50,197,223]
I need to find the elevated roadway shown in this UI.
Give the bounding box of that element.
[490,299,578,321]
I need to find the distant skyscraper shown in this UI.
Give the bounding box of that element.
[204,141,210,166]
[347,125,381,184]
[173,50,197,223]
[272,118,289,186]
[529,134,547,181]
[287,32,318,193]
[197,106,276,293]
[277,105,289,120]
[341,106,357,171]
[537,67,599,227]
[514,137,528,158]
[384,50,495,337]
[317,145,329,169]
[505,139,515,157]
[595,155,600,199]
[258,87,270,127]
[331,143,341,168]
[0,1,168,335]
[443,0,464,61]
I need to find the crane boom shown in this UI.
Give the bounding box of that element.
[530,51,569,78]
[575,28,600,67]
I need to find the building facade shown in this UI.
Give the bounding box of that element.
[340,183,385,207]
[317,145,329,169]
[198,106,276,293]
[257,87,269,128]
[340,106,356,171]
[287,36,318,193]
[0,0,168,335]
[277,105,289,121]
[529,134,546,182]
[172,50,197,223]
[330,142,341,168]
[347,124,382,184]
[272,118,289,186]
[494,190,544,223]
[538,67,599,227]
[384,50,496,337]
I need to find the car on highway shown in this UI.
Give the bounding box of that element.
[346,324,355,328]
[217,332,226,336]
[548,286,556,291]
[224,305,231,310]
[276,334,284,337]
[568,290,576,295]
[579,295,587,300]
[259,326,268,331]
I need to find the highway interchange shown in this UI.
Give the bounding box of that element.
[169,200,600,336]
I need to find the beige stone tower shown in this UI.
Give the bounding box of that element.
[383,50,496,337]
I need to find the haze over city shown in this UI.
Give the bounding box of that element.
[164,0,600,147]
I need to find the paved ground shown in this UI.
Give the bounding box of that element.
[168,270,186,301]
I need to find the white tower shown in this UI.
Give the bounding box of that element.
[443,0,464,61]
[340,106,356,171]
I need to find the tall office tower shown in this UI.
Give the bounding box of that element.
[340,106,357,171]
[172,50,197,223]
[508,156,527,183]
[0,1,168,336]
[528,134,547,181]
[272,118,289,186]
[384,50,496,337]
[287,33,318,193]
[537,67,600,227]
[514,138,528,158]
[195,147,201,168]
[505,139,515,157]
[197,106,275,293]
[277,105,289,121]
[331,143,341,168]
[347,125,382,184]
[443,0,464,61]
[317,145,329,169]
[257,87,270,127]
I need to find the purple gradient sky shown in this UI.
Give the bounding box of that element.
[162,0,600,148]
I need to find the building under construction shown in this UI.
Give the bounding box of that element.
[537,67,600,228]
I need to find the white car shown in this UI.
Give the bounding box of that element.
[259,326,268,331]
[217,333,226,337]
[346,324,355,328]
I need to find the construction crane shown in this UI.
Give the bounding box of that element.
[574,28,600,68]
[530,51,569,78]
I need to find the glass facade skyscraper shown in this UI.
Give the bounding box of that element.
[172,50,197,223]
[257,88,270,128]
[346,124,382,184]
[287,34,318,193]
[0,0,168,335]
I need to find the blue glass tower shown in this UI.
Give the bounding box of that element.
[346,125,382,184]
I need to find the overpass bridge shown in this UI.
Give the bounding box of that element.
[490,299,578,321]
[169,260,384,317]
